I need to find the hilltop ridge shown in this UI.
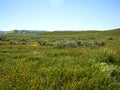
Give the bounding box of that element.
[0,28,120,35]
[4,30,46,34]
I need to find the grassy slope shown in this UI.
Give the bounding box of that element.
[104,28,120,36]
[0,29,120,90]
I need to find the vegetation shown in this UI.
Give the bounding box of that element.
[0,29,120,90]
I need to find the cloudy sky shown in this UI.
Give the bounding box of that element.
[0,0,120,31]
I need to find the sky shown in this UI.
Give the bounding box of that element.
[0,0,120,31]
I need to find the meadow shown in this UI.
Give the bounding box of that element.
[0,29,120,90]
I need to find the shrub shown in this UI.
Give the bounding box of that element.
[82,42,90,47]
[98,49,118,64]
[94,41,105,46]
[89,37,95,40]
[0,42,4,45]
[38,41,46,46]
[108,37,113,40]
[55,42,65,48]
[77,41,83,46]
[65,42,79,48]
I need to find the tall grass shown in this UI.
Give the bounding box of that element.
[0,29,120,89]
[0,45,120,90]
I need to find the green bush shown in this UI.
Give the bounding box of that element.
[98,49,119,64]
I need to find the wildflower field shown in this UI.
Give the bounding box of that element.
[0,29,120,90]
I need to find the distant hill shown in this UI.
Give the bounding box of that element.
[4,30,29,34]
[103,28,120,36]
[4,30,47,34]
[2,28,120,36]
[0,31,7,34]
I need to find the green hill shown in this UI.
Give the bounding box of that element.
[4,30,29,34]
[103,28,120,36]
[3,28,120,36]
[4,30,47,34]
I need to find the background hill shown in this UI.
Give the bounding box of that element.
[4,30,47,34]
[0,31,6,34]
[2,28,120,36]
[103,28,120,36]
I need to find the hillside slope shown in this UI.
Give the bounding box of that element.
[103,28,120,36]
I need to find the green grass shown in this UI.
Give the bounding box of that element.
[0,29,120,90]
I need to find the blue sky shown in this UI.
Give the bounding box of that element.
[0,0,120,31]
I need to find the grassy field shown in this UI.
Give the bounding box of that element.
[0,29,120,90]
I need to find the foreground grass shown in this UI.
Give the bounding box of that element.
[0,45,120,90]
